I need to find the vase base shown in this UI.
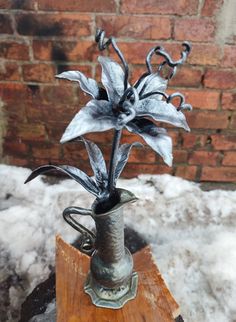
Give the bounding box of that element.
[84,271,138,309]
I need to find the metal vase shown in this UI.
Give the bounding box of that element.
[84,189,138,309]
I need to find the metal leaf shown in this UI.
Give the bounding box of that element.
[98,56,125,104]
[136,98,190,131]
[114,142,142,182]
[135,74,167,100]
[56,71,99,99]
[82,138,108,190]
[126,119,173,166]
[24,165,100,197]
[60,100,117,143]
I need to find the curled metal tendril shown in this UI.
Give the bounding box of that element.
[167,92,192,111]
[95,29,129,90]
[146,42,192,79]
[117,87,138,128]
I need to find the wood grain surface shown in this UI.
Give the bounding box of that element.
[56,235,180,322]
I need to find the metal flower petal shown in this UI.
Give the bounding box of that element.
[56,70,100,99]
[60,100,117,143]
[126,119,173,166]
[135,73,168,100]
[82,138,108,191]
[135,98,190,131]
[114,142,142,182]
[24,164,100,197]
[98,56,126,104]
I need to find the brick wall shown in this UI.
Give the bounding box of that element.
[0,0,235,182]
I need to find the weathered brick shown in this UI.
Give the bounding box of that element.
[12,124,46,142]
[0,0,37,9]
[187,111,229,129]
[0,41,29,60]
[7,157,30,167]
[173,150,188,163]
[33,40,97,62]
[222,45,236,68]
[182,133,208,149]
[174,18,215,42]
[204,70,236,90]
[121,0,198,15]
[0,14,13,34]
[122,163,172,178]
[222,152,236,166]
[201,0,224,17]
[222,92,236,110]
[3,141,29,156]
[40,85,75,105]
[96,15,172,40]
[22,64,56,83]
[183,90,220,110]
[169,66,203,88]
[230,113,236,130]
[16,13,92,37]
[188,44,220,66]
[211,135,236,150]
[37,0,116,12]
[175,165,197,180]
[32,145,61,159]
[189,151,219,166]
[56,64,92,77]
[201,166,236,182]
[0,63,20,81]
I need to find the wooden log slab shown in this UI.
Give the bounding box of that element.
[56,235,181,322]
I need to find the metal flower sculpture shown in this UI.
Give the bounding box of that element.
[25,29,192,309]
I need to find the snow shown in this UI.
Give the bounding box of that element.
[0,164,236,322]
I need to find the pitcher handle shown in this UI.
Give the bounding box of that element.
[63,206,95,256]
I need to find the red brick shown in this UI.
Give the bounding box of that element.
[0,14,13,34]
[222,152,236,166]
[211,135,236,150]
[37,0,116,12]
[32,145,61,159]
[10,124,46,142]
[96,15,172,40]
[122,163,173,178]
[230,113,236,129]
[33,40,97,62]
[187,111,229,129]
[174,18,215,42]
[201,0,224,17]
[204,70,236,90]
[201,166,236,182]
[0,41,29,60]
[0,0,37,9]
[16,13,92,37]
[57,64,92,78]
[222,92,236,110]
[175,165,197,180]
[121,0,198,15]
[189,151,219,166]
[184,90,220,110]
[182,133,208,149]
[22,64,56,83]
[3,141,28,156]
[173,150,188,163]
[0,63,20,81]
[188,44,220,66]
[169,66,203,88]
[0,83,29,102]
[222,46,236,68]
[5,102,27,123]
[7,157,30,167]
[40,85,75,105]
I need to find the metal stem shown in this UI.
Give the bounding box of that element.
[108,129,122,193]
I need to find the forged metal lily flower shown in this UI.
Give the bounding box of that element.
[25,29,192,210]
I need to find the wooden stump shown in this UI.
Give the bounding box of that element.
[56,235,181,322]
